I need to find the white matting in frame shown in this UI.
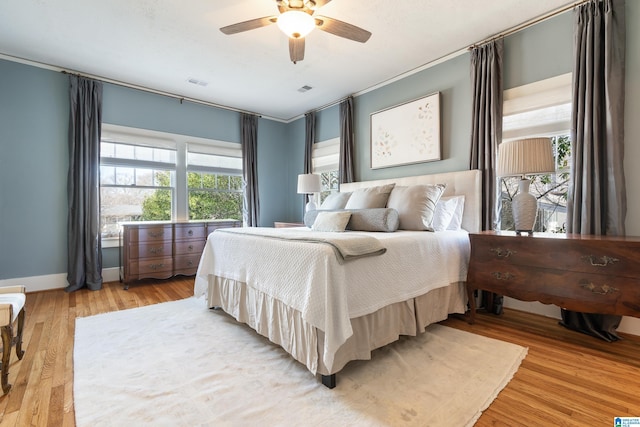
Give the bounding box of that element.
[370,92,441,169]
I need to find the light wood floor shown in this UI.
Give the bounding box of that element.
[1,277,639,426]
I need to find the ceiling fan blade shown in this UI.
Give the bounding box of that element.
[311,0,332,8]
[289,38,305,64]
[314,16,371,43]
[220,16,277,35]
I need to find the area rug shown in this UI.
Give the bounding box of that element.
[74,297,527,427]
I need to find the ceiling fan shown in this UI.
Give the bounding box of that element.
[220,0,372,64]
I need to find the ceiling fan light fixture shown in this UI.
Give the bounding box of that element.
[277,11,315,39]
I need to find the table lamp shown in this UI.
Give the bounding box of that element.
[497,137,555,235]
[297,173,321,212]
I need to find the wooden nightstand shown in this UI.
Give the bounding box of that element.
[466,231,640,324]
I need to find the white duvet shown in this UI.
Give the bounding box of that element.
[194,227,470,370]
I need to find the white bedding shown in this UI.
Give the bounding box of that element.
[194,227,470,370]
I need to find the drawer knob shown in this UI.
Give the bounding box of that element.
[188,229,193,236]
[149,247,163,254]
[188,245,194,251]
[490,247,516,258]
[580,282,619,295]
[582,255,619,267]
[491,272,515,281]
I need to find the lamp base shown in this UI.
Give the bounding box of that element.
[512,178,537,235]
[305,194,317,212]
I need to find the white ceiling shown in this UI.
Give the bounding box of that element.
[0,0,574,122]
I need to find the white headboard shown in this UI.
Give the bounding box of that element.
[340,169,482,232]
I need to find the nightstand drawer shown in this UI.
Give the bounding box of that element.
[470,234,640,277]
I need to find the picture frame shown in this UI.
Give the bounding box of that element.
[370,92,441,169]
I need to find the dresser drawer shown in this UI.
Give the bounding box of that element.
[174,223,206,240]
[127,242,173,260]
[174,254,201,275]
[174,240,206,256]
[125,225,172,243]
[127,257,174,277]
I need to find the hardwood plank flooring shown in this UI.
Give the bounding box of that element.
[1,277,639,426]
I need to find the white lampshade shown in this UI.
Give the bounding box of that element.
[277,11,315,39]
[497,137,555,235]
[297,173,321,194]
[497,137,556,178]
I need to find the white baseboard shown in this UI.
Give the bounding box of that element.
[0,267,121,293]
[503,296,640,337]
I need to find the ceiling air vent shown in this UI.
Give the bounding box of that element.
[298,85,313,93]
[187,78,208,87]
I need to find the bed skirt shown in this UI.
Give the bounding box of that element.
[207,276,466,376]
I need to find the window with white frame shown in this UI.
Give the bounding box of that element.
[187,142,243,221]
[312,137,340,204]
[99,124,243,244]
[501,73,572,233]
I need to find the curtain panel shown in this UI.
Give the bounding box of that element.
[241,113,260,227]
[304,112,315,174]
[66,75,103,292]
[562,0,626,341]
[469,40,504,314]
[339,96,355,184]
[469,39,503,233]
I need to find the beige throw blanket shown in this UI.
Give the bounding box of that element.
[216,227,386,263]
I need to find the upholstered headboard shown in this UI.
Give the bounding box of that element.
[339,169,482,233]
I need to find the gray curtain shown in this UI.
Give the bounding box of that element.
[241,113,260,227]
[339,96,355,184]
[469,40,503,314]
[303,112,315,212]
[66,75,103,292]
[304,112,315,174]
[561,0,626,341]
[469,39,503,232]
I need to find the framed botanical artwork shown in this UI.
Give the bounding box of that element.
[370,92,441,169]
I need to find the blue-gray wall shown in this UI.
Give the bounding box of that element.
[2,4,640,282]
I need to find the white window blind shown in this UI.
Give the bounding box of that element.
[503,73,572,141]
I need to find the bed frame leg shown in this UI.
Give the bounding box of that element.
[321,374,336,389]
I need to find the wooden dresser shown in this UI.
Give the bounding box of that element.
[120,220,241,289]
[466,231,640,323]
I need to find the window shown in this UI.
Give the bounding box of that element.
[500,73,572,233]
[99,124,243,245]
[187,143,243,221]
[312,137,339,204]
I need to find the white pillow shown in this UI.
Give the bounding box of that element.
[386,184,446,231]
[447,195,465,230]
[433,196,464,231]
[344,184,396,209]
[432,196,460,231]
[311,211,352,232]
[319,192,351,210]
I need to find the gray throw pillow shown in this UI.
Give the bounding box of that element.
[344,184,396,209]
[305,208,399,232]
[386,184,446,231]
[319,192,352,210]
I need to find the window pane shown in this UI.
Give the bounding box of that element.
[188,190,242,221]
[187,172,243,220]
[100,187,173,238]
[188,152,242,170]
[101,141,175,164]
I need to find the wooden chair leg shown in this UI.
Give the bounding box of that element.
[1,325,12,394]
[15,309,25,360]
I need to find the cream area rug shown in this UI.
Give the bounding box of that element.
[74,297,527,427]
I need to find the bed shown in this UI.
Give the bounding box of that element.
[194,169,481,388]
